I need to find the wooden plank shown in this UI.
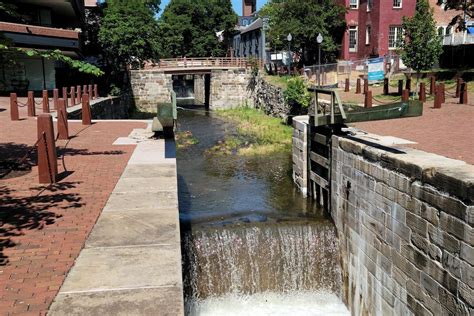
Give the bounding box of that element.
[310,171,328,189]
[310,152,329,168]
[313,133,328,145]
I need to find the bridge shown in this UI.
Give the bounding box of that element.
[143,57,261,74]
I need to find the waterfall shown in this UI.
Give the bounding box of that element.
[183,221,342,302]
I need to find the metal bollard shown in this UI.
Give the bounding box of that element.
[57,98,69,140]
[62,87,68,108]
[419,83,426,102]
[344,78,350,92]
[70,86,76,106]
[82,94,92,125]
[405,78,411,91]
[434,84,442,108]
[460,82,468,104]
[430,76,436,95]
[363,79,368,94]
[53,88,59,110]
[455,78,462,98]
[364,90,372,108]
[356,78,361,94]
[398,80,403,96]
[383,78,389,95]
[37,114,58,184]
[93,84,98,99]
[27,91,35,117]
[439,83,445,103]
[402,89,409,102]
[88,84,93,99]
[77,85,82,104]
[42,90,50,113]
[10,93,19,121]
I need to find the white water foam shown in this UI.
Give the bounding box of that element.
[188,291,350,316]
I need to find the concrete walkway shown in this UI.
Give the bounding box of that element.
[48,131,184,315]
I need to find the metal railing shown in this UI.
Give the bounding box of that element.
[150,57,261,69]
[442,32,474,46]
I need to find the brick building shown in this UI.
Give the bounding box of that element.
[338,0,416,60]
[0,0,93,93]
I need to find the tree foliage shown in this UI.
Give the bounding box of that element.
[158,0,237,58]
[99,0,161,68]
[259,0,346,64]
[401,0,442,74]
[443,0,473,29]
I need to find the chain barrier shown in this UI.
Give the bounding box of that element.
[0,133,43,179]
[371,95,401,105]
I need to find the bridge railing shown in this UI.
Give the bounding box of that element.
[153,57,261,69]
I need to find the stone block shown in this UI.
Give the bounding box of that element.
[420,203,440,226]
[406,212,428,237]
[440,212,473,244]
[460,260,474,289]
[458,281,474,307]
[442,251,462,278]
[407,294,432,316]
[420,272,439,299]
[439,287,469,315]
[460,242,474,266]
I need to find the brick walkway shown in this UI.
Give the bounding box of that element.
[0,97,146,315]
[337,85,474,165]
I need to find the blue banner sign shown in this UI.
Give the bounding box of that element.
[368,57,385,82]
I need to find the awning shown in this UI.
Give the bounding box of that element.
[467,26,474,34]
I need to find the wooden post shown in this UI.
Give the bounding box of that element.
[460,82,468,104]
[62,87,68,108]
[82,93,92,125]
[434,84,442,109]
[402,89,409,102]
[398,80,403,96]
[37,114,58,184]
[344,78,350,92]
[356,78,361,94]
[430,76,436,95]
[419,83,426,102]
[439,83,445,103]
[57,98,69,140]
[93,84,98,99]
[27,91,35,117]
[77,85,82,104]
[383,78,389,95]
[83,85,87,96]
[88,84,93,99]
[42,90,50,113]
[70,86,76,106]
[405,77,411,91]
[364,90,372,108]
[363,78,368,94]
[10,93,19,121]
[53,88,59,110]
[455,78,462,98]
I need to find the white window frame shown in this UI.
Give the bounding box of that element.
[366,25,371,45]
[349,26,358,52]
[367,0,372,11]
[350,0,359,9]
[393,0,402,8]
[388,26,403,49]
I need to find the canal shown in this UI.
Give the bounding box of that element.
[176,106,349,315]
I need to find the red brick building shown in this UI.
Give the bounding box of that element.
[338,0,416,60]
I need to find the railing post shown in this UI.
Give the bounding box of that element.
[405,77,411,92]
[27,91,35,117]
[88,84,93,99]
[398,80,403,96]
[434,84,442,108]
[363,79,369,94]
[77,85,82,104]
[356,78,361,94]
[42,90,50,113]
[455,78,462,98]
[62,87,68,107]
[344,78,350,92]
[439,83,445,103]
[430,76,436,95]
[94,84,99,99]
[70,86,76,106]
[37,114,58,184]
[460,82,468,104]
[82,93,92,125]
[10,93,19,121]
[364,90,372,108]
[57,98,69,140]
[383,78,389,95]
[53,88,59,110]
[402,89,409,102]
[419,83,426,102]
[83,84,87,97]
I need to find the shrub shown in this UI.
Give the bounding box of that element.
[283,77,311,108]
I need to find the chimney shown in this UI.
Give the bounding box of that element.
[242,0,256,17]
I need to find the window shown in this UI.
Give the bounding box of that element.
[367,0,373,11]
[388,26,403,49]
[350,0,359,9]
[393,0,402,8]
[349,26,358,52]
[366,25,371,45]
[438,27,445,36]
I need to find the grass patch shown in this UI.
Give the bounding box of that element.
[213,107,293,156]
[176,131,199,149]
[263,75,292,90]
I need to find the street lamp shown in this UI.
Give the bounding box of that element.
[317,33,324,87]
[287,33,292,76]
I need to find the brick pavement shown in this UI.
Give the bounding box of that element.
[337,85,474,164]
[0,97,146,315]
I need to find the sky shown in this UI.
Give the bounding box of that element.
[158,0,268,16]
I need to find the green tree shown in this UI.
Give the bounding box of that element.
[401,0,442,81]
[259,0,346,64]
[99,0,161,69]
[158,0,237,58]
[443,0,473,30]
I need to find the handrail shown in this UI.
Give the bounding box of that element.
[153,57,262,69]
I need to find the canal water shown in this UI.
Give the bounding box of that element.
[176,107,349,315]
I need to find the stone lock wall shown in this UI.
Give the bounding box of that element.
[252,76,291,120]
[292,116,309,197]
[331,136,473,315]
[130,70,173,112]
[209,69,253,109]
[194,74,205,105]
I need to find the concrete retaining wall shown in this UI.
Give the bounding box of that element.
[331,136,473,315]
[69,96,130,120]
